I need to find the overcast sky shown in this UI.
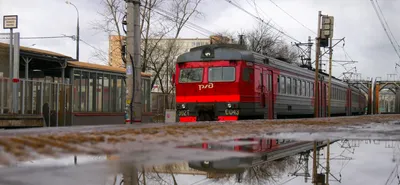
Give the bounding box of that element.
[1,0,400,80]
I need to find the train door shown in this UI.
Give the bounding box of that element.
[262,69,273,119]
[266,70,274,119]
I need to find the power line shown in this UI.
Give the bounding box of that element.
[153,7,216,36]
[79,38,107,55]
[248,0,287,33]
[140,5,216,37]
[0,35,74,40]
[224,0,301,43]
[370,0,400,59]
[375,0,400,49]
[267,0,317,35]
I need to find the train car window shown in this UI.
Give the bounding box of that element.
[301,81,306,96]
[179,68,204,83]
[311,83,314,97]
[280,76,286,94]
[333,88,336,100]
[291,78,296,95]
[297,80,301,96]
[307,82,310,97]
[209,67,235,82]
[287,77,291,94]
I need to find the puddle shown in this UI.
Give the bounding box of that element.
[0,137,399,185]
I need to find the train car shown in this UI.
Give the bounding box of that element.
[174,44,366,122]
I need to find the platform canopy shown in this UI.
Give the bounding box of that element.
[0,42,73,79]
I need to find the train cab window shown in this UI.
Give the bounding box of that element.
[179,68,203,83]
[208,67,235,82]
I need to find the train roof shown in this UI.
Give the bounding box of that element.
[177,44,345,83]
[177,44,257,63]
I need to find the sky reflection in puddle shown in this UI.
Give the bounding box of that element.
[0,138,398,185]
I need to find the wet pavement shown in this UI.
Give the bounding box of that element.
[0,138,399,185]
[1,114,400,184]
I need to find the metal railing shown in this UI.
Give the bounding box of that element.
[0,77,71,126]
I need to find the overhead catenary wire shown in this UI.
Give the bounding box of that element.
[223,0,301,43]
[266,0,317,35]
[140,4,216,37]
[370,0,400,59]
[245,0,285,32]
[224,0,340,67]
[374,0,400,50]
[0,35,74,40]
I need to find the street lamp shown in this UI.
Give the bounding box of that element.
[66,1,80,61]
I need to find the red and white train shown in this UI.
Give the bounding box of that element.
[174,44,366,122]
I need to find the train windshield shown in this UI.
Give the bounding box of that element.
[208,67,235,82]
[179,68,203,83]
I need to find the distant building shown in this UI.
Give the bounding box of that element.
[108,35,213,93]
[108,35,211,69]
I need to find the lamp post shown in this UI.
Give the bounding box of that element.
[66,1,80,61]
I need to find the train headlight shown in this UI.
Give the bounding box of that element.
[181,104,186,109]
[227,103,232,108]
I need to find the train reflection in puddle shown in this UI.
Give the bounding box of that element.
[174,139,395,185]
[178,138,332,181]
[1,138,398,185]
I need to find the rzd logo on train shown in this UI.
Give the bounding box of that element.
[199,83,214,90]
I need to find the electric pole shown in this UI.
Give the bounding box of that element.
[312,141,318,184]
[314,11,334,118]
[325,15,334,117]
[125,0,142,124]
[314,11,322,118]
[326,140,330,185]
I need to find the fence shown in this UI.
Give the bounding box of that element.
[150,92,176,122]
[0,77,177,125]
[0,77,71,126]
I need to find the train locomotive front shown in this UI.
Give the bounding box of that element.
[175,44,251,122]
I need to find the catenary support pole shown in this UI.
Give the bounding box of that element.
[328,37,333,117]
[132,0,142,123]
[314,11,322,118]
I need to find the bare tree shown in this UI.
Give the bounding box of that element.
[92,0,126,66]
[93,0,203,87]
[242,22,299,63]
[210,156,298,185]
